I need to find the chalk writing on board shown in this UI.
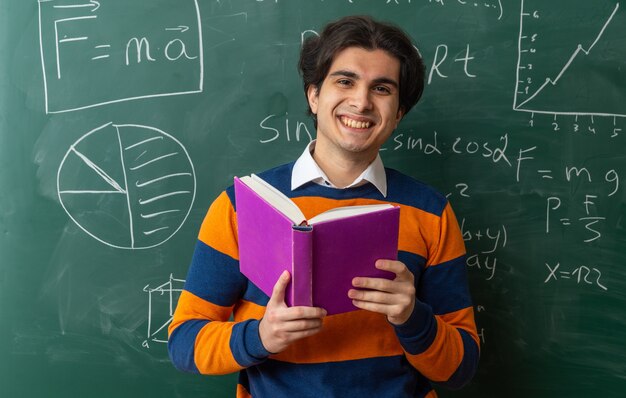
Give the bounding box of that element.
[514,143,619,244]
[544,263,608,291]
[462,218,507,281]
[38,0,203,113]
[527,113,624,138]
[462,219,508,254]
[427,43,477,84]
[301,29,319,45]
[475,305,486,344]
[445,182,471,200]
[467,254,498,281]
[514,0,624,118]
[142,275,185,348]
[387,131,515,168]
[546,196,608,243]
[517,148,620,192]
[364,0,504,20]
[57,122,196,249]
[449,0,504,20]
[259,114,314,144]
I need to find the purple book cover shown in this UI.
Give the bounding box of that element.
[235,177,313,307]
[311,207,399,314]
[234,177,400,314]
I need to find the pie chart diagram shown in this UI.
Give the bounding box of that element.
[57,122,196,249]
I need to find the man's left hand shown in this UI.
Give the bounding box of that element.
[348,259,415,325]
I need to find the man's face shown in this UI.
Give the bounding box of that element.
[307,47,403,162]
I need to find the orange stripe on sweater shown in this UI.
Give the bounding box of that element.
[198,191,239,260]
[293,196,429,257]
[405,316,465,382]
[396,205,439,259]
[194,321,243,375]
[230,300,405,364]
[426,203,466,266]
[439,307,480,349]
[169,290,233,336]
[168,290,243,375]
[291,196,390,220]
[236,384,252,398]
[272,310,404,364]
[233,300,266,321]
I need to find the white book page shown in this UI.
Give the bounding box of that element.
[240,174,306,225]
[309,204,393,225]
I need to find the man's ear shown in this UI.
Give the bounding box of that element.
[306,85,319,115]
[395,107,405,127]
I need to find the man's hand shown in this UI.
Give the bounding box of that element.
[348,259,416,325]
[259,271,327,354]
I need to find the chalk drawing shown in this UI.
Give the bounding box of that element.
[57,122,196,249]
[142,274,185,348]
[38,0,204,113]
[514,0,624,118]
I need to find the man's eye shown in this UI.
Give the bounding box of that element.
[337,79,352,86]
[373,86,391,94]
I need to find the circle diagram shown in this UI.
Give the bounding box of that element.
[57,122,196,249]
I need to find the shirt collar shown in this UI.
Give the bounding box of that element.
[291,140,388,197]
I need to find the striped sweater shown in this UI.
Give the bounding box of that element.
[168,162,479,397]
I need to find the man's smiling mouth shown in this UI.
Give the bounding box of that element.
[340,115,372,129]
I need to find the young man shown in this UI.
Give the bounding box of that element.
[168,15,479,397]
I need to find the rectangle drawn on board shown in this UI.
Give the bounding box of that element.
[513,0,625,117]
[38,0,203,114]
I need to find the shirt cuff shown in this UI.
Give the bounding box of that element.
[243,319,272,361]
[232,319,271,367]
[393,300,438,355]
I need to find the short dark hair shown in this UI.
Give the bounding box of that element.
[299,15,425,119]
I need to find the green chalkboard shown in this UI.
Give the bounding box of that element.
[2,0,625,397]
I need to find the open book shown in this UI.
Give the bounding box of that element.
[234,174,400,315]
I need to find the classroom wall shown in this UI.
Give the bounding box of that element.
[1,1,625,397]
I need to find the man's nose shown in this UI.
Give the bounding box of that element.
[348,86,373,112]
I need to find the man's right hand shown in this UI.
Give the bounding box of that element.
[258,271,327,354]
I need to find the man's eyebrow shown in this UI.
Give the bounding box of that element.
[372,77,399,88]
[329,70,359,79]
[328,70,399,88]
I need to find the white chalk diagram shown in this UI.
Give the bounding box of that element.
[57,122,196,249]
[142,275,185,348]
[38,0,203,113]
[513,1,625,117]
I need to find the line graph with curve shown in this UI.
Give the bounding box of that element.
[514,0,625,118]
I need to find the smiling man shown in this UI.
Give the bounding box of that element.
[307,46,403,187]
[168,15,479,397]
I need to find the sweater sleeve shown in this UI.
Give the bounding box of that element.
[394,202,480,389]
[167,191,271,375]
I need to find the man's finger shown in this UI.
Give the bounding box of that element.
[376,259,411,277]
[350,299,391,315]
[286,306,328,320]
[280,318,325,333]
[348,288,392,304]
[269,270,290,305]
[352,276,395,292]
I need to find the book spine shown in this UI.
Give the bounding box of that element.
[290,227,313,307]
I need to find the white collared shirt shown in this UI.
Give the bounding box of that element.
[291,140,388,197]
